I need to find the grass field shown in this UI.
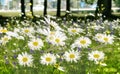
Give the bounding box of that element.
[0,10,120,19]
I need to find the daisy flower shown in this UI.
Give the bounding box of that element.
[52,33,67,46]
[46,31,67,46]
[68,28,83,35]
[101,34,114,44]
[0,27,8,33]
[21,27,34,36]
[37,28,51,36]
[91,25,104,30]
[16,36,25,40]
[63,50,80,63]
[71,37,91,48]
[38,28,57,36]
[40,53,56,65]
[88,50,105,62]
[28,38,44,50]
[45,17,63,31]
[0,35,11,44]
[17,52,33,66]
[94,33,104,42]
[6,31,19,37]
[46,34,55,43]
[49,21,62,31]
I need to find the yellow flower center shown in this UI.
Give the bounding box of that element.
[80,40,86,45]
[3,37,9,41]
[33,41,38,46]
[71,29,77,33]
[97,36,102,38]
[49,36,54,40]
[93,54,100,58]
[1,29,8,33]
[104,37,108,42]
[69,54,75,59]
[50,32,55,35]
[24,29,30,33]
[22,57,28,62]
[54,64,59,68]
[46,57,52,62]
[55,38,60,43]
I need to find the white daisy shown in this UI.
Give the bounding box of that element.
[28,38,44,50]
[71,37,91,48]
[0,27,8,33]
[63,50,80,63]
[14,28,21,33]
[6,31,19,37]
[101,34,114,44]
[16,36,25,40]
[44,17,62,31]
[52,33,67,46]
[17,52,33,66]
[68,28,83,35]
[91,25,104,30]
[37,28,51,36]
[46,31,67,46]
[88,50,105,62]
[50,21,62,31]
[38,28,63,36]
[0,35,11,44]
[46,34,55,43]
[40,53,56,65]
[21,27,34,36]
[94,33,104,42]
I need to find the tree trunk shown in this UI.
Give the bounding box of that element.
[66,0,70,11]
[30,0,33,16]
[102,0,112,18]
[95,0,112,19]
[57,0,61,17]
[44,0,47,16]
[21,0,25,17]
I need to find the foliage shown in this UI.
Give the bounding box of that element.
[114,0,120,7]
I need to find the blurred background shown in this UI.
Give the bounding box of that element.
[0,0,119,16]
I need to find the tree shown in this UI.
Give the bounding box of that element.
[21,0,25,17]
[66,0,70,11]
[95,0,119,19]
[114,0,120,7]
[102,0,112,18]
[30,0,33,16]
[44,0,47,16]
[57,0,61,17]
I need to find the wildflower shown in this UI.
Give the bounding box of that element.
[88,50,105,63]
[71,37,91,48]
[46,31,67,46]
[40,53,56,65]
[101,34,114,44]
[21,27,34,36]
[0,35,11,44]
[0,27,8,33]
[28,38,44,50]
[94,33,104,42]
[68,28,83,35]
[63,50,80,63]
[6,31,19,37]
[17,52,33,66]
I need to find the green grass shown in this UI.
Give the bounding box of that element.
[0,11,94,17]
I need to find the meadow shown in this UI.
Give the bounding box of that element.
[0,15,120,74]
